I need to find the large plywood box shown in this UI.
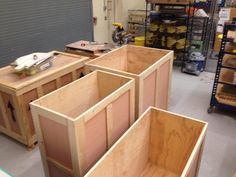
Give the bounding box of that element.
[30,71,135,177]
[0,52,89,148]
[85,107,208,177]
[86,45,174,118]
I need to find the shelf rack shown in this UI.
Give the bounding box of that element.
[208,23,236,113]
[144,1,191,65]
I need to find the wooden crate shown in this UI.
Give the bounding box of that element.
[84,107,208,177]
[147,0,194,5]
[86,45,174,117]
[65,41,111,59]
[30,70,135,177]
[0,51,89,148]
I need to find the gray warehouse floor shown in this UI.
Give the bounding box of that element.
[0,68,235,177]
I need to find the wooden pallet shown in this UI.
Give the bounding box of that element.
[30,71,135,177]
[0,51,89,148]
[86,45,174,118]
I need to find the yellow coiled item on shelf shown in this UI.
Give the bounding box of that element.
[167,26,176,34]
[176,26,187,33]
[167,37,177,48]
[150,23,159,32]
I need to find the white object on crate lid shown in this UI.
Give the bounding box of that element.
[13,52,54,72]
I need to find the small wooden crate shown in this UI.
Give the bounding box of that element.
[0,52,89,148]
[84,107,208,177]
[30,71,135,177]
[86,45,174,117]
[65,41,111,59]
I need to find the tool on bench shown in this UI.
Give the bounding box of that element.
[11,52,54,76]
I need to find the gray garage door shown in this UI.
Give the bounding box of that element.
[0,0,93,67]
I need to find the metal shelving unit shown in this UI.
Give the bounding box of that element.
[144,1,191,66]
[208,23,236,113]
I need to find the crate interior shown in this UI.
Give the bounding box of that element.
[89,45,170,75]
[85,108,206,177]
[34,71,131,118]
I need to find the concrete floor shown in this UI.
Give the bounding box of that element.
[0,68,236,177]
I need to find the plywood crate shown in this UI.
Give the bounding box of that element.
[30,70,135,177]
[86,45,174,117]
[0,51,89,148]
[65,41,110,59]
[85,107,208,177]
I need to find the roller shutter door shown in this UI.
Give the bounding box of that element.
[0,0,93,67]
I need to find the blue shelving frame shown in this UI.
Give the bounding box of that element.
[208,23,236,113]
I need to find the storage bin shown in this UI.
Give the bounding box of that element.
[0,51,88,148]
[86,45,173,117]
[30,70,135,177]
[84,107,208,177]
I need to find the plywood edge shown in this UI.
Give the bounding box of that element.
[139,51,174,79]
[167,57,174,110]
[30,103,71,125]
[86,64,138,78]
[84,107,153,177]
[127,44,173,54]
[149,107,208,125]
[68,120,84,177]
[30,103,50,177]
[181,125,208,177]
[86,45,127,65]
[47,157,73,176]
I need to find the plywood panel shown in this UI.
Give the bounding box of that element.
[0,92,21,135]
[84,111,151,177]
[36,74,100,118]
[48,162,72,177]
[0,101,6,127]
[40,116,73,169]
[156,61,170,110]
[85,110,107,171]
[127,45,169,74]
[97,71,130,99]
[43,80,57,95]
[149,110,204,174]
[60,73,73,87]
[22,89,38,136]
[88,47,128,72]
[111,92,130,145]
[139,163,178,177]
[143,71,156,112]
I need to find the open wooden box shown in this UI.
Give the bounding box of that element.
[85,107,208,177]
[86,45,174,117]
[0,51,88,148]
[30,70,135,177]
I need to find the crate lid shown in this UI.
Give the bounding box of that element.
[0,52,88,90]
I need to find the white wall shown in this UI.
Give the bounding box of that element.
[92,0,109,43]
[114,0,146,28]
[93,0,146,43]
